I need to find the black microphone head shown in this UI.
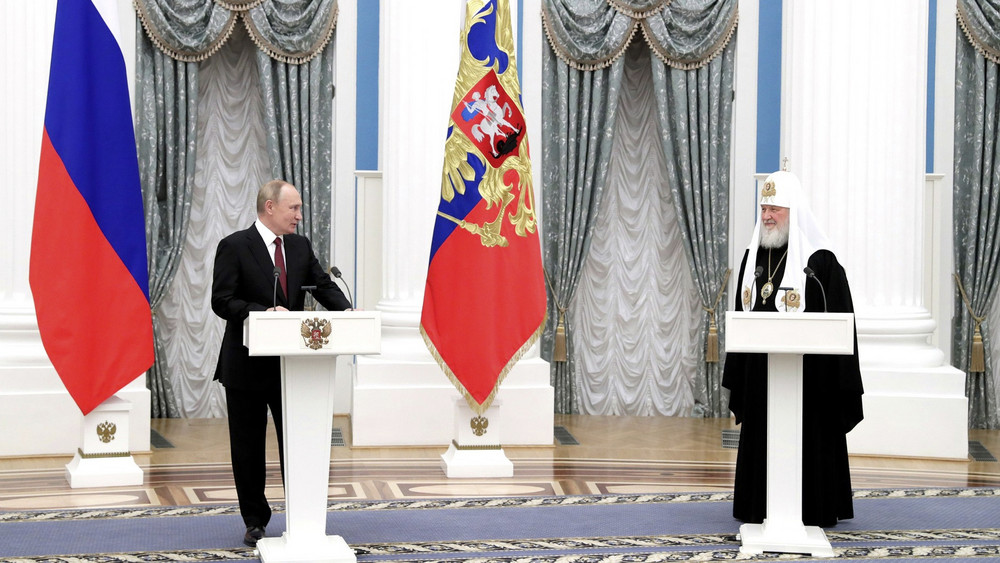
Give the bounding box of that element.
[273,267,281,278]
[754,266,763,278]
[803,266,816,277]
[330,266,343,278]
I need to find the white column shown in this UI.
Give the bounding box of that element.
[781,0,966,458]
[351,0,552,446]
[0,0,149,456]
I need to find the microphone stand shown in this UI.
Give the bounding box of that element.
[272,267,280,310]
[329,266,354,309]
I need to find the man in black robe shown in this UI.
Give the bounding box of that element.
[722,170,864,528]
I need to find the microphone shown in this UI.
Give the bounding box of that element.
[803,266,828,312]
[751,266,763,307]
[272,267,281,310]
[329,266,355,309]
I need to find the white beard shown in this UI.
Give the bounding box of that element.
[759,223,789,249]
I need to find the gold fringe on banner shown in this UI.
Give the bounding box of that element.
[954,273,987,374]
[702,268,732,364]
[553,308,568,362]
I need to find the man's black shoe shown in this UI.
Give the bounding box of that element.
[244,525,265,547]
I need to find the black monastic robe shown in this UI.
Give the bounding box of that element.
[722,244,864,527]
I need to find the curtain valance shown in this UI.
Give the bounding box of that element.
[959,0,1000,64]
[541,0,737,71]
[133,0,338,64]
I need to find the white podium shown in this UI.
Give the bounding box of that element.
[244,311,381,563]
[725,311,855,557]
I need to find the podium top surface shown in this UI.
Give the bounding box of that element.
[243,310,381,356]
[725,311,854,355]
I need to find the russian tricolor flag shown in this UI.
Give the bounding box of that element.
[30,0,154,415]
[419,0,546,414]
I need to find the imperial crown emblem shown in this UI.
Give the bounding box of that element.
[300,317,332,350]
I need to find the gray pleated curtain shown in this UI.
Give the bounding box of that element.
[540,0,737,414]
[649,36,735,418]
[133,0,338,417]
[954,0,1000,429]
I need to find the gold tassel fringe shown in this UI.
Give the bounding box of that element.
[706,321,719,363]
[553,311,567,362]
[972,324,985,373]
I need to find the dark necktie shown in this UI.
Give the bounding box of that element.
[274,237,287,296]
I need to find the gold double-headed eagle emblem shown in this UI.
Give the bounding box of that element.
[300,317,332,350]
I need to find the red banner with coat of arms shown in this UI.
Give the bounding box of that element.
[419,0,546,414]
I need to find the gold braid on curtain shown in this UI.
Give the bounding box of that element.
[540,3,641,72]
[242,5,339,65]
[134,0,338,65]
[215,0,264,10]
[133,0,238,62]
[957,2,1000,66]
[543,267,570,362]
[541,1,737,71]
[955,272,987,373]
[608,0,671,19]
[702,268,730,363]
[642,8,737,70]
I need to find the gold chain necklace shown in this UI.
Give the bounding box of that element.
[760,248,788,305]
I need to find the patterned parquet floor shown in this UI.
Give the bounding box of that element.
[0,414,998,512]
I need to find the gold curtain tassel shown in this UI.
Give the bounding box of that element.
[706,321,719,363]
[553,310,567,362]
[971,324,985,373]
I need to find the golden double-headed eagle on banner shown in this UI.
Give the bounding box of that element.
[438,0,537,249]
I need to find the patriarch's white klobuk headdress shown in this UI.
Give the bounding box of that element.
[738,170,833,312]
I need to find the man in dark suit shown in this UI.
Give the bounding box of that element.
[212,179,352,547]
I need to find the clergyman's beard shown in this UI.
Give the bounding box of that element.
[760,223,789,249]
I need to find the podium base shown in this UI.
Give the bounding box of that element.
[738,521,834,557]
[64,452,143,489]
[256,533,357,563]
[440,443,514,478]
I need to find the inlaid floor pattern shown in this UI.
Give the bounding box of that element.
[0,414,997,511]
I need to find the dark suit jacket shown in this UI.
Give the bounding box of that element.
[211,224,352,390]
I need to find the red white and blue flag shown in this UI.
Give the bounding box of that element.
[420,0,547,414]
[30,0,154,415]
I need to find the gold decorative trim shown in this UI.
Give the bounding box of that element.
[607,0,671,19]
[642,7,738,71]
[541,2,736,72]
[242,2,339,65]
[215,0,264,10]
[451,440,502,451]
[133,0,239,63]
[957,5,1000,66]
[421,314,545,417]
[78,448,132,459]
[134,0,337,65]
[540,4,641,72]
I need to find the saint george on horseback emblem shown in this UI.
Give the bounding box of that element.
[451,70,523,168]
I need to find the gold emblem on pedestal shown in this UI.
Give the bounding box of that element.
[96,421,117,443]
[300,317,332,350]
[470,415,489,437]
